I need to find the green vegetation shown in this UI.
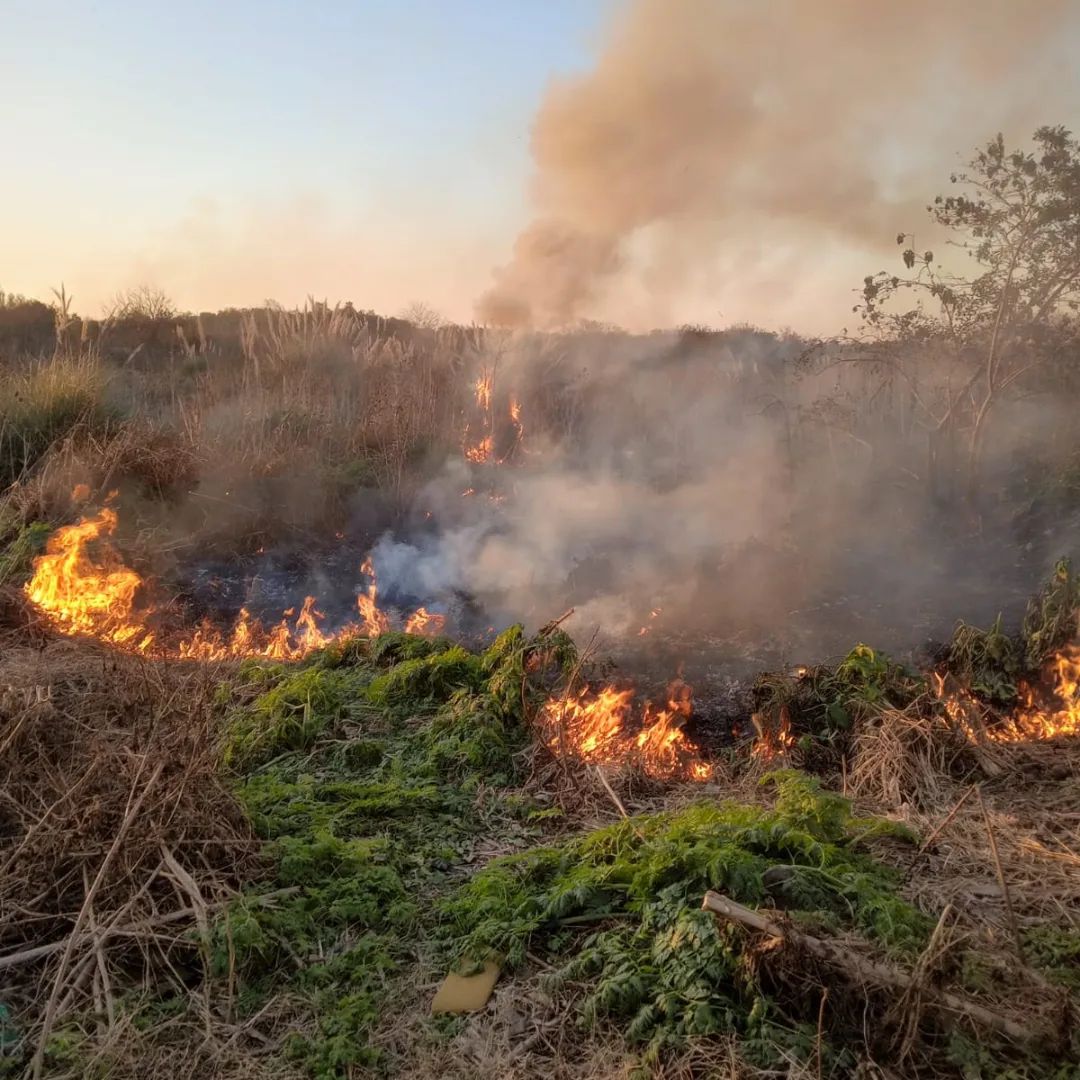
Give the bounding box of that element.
[210,625,575,1077]
[0,517,49,586]
[209,626,939,1078]
[947,557,1080,703]
[440,771,923,1072]
[752,644,922,764]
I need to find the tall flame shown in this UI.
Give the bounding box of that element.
[540,673,713,781]
[357,557,391,637]
[23,506,153,651]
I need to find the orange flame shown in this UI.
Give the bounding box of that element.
[404,606,446,638]
[24,502,449,660]
[357,557,391,638]
[23,506,153,651]
[935,646,1080,743]
[463,434,494,464]
[475,371,493,412]
[750,707,795,762]
[540,674,713,781]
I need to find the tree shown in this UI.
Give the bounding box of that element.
[108,285,177,322]
[399,301,444,330]
[858,126,1080,499]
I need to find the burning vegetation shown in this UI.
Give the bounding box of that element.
[22,494,447,661]
[539,672,713,781]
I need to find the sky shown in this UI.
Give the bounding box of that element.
[2,0,1079,334]
[0,0,607,320]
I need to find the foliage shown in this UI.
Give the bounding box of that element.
[222,666,370,770]
[1021,924,1080,992]
[945,557,1080,702]
[0,519,50,587]
[365,644,484,709]
[208,625,561,1075]
[857,126,1080,496]
[754,644,921,760]
[1020,557,1080,667]
[946,616,1022,704]
[440,771,925,1070]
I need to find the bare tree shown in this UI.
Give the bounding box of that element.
[858,126,1080,499]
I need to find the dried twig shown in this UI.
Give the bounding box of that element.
[31,759,166,1079]
[975,785,1023,959]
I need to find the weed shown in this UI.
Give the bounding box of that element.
[439,771,926,1070]
[754,644,922,764]
[206,626,557,1075]
[223,666,371,769]
[365,645,484,710]
[945,558,1080,703]
[1022,924,1080,991]
[0,518,49,586]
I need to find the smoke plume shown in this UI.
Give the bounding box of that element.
[478,0,1078,329]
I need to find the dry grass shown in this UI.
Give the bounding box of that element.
[0,629,258,1076]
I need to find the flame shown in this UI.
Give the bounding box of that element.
[404,606,446,638]
[475,371,493,412]
[935,646,1080,743]
[540,674,713,781]
[750,705,795,762]
[24,501,449,660]
[357,557,391,638]
[464,434,494,464]
[23,506,153,651]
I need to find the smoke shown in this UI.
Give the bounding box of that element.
[478,0,1079,329]
[356,324,1066,676]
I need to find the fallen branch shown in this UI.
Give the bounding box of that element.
[701,891,1051,1045]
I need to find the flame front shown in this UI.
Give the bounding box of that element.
[24,503,447,660]
[540,675,713,781]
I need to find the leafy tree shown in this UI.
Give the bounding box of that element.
[858,126,1080,499]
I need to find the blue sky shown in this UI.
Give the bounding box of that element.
[3,0,1079,331]
[0,0,609,316]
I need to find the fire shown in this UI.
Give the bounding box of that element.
[474,371,493,412]
[176,597,334,661]
[540,673,713,781]
[934,646,1080,743]
[356,556,391,638]
[24,500,450,660]
[24,506,153,651]
[404,606,446,638]
[464,435,494,464]
[751,707,795,762]
[462,369,496,464]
